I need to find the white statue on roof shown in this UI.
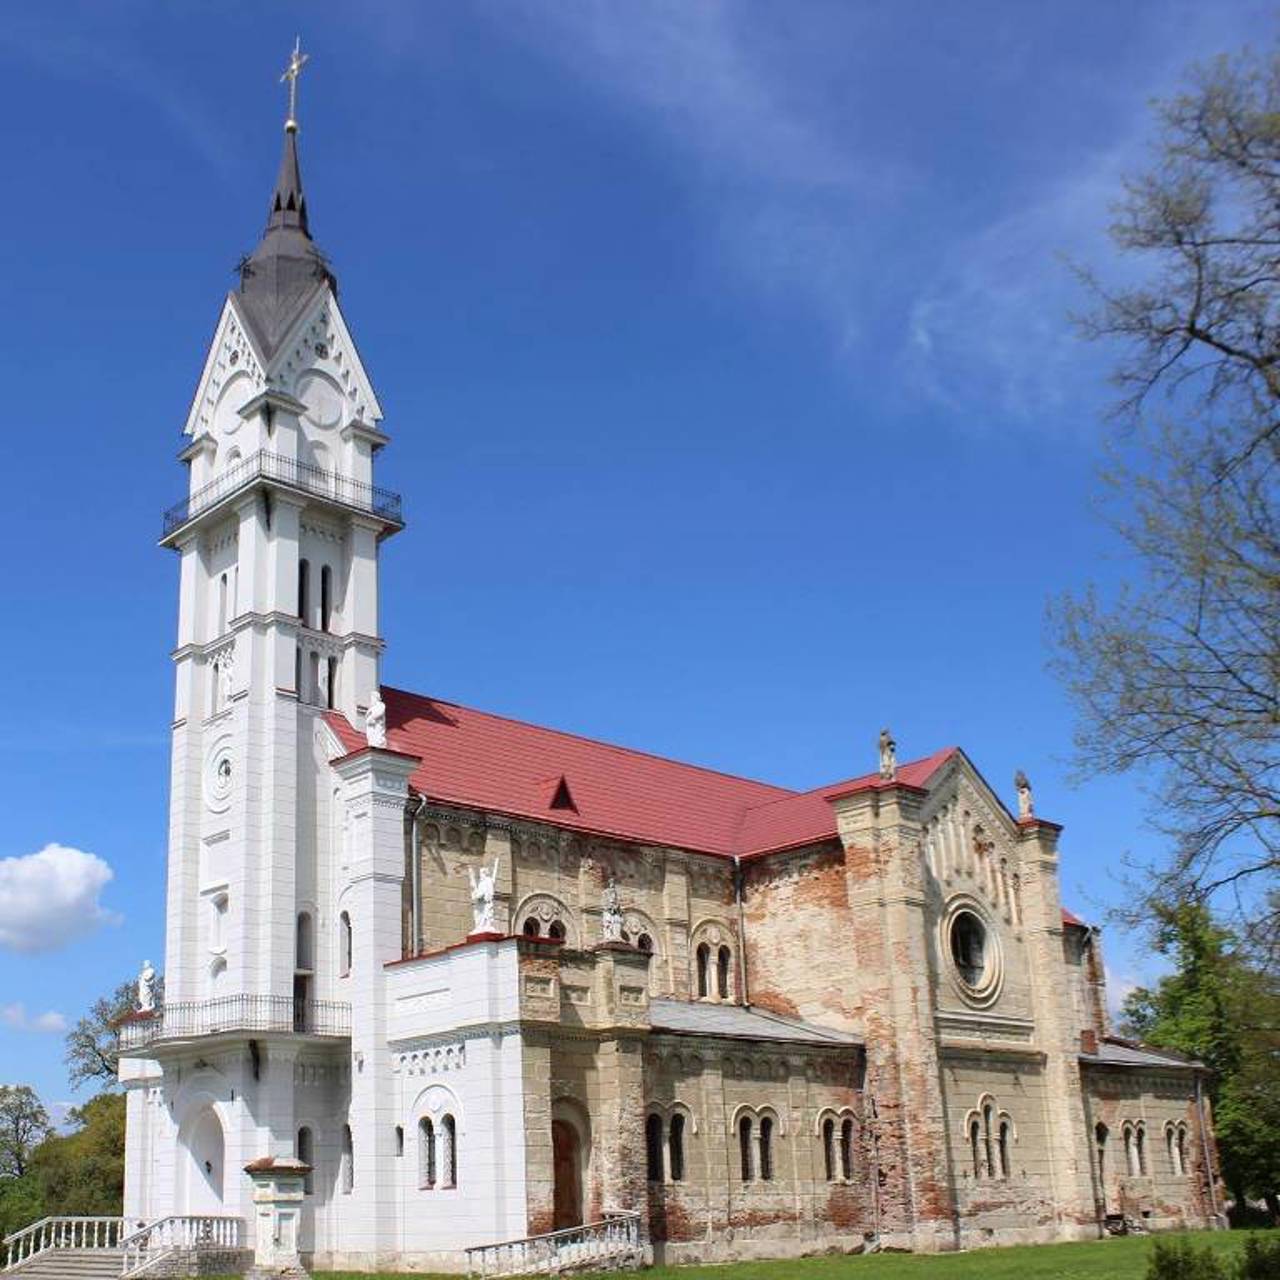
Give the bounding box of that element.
[878,728,896,781]
[601,877,624,943]
[469,857,501,934]
[137,960,157,1013]
[1015,769,1034,821]
[365,688,387,748]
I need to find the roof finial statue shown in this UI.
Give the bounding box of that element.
[365,689,387,749]
[1014,769,1034,821]
[281,36,310,133]
[878,728,897,781]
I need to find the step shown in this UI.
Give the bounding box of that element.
[5,1250,124,1278]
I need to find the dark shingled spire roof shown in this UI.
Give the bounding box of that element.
[236,121,336,360]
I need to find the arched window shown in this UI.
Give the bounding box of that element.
[758,1115,774,1181]
[341,1124,354,1194]
[1095,1122,1108,1184]
[219,573,228,636]
[668,1113,685,1183]
[646,1114,663,1183]
[998,1119,1011,1179]
[210,659,223,715]
[298,559,311,627]
[418,1117,436,1188]
[326,657,337,710]
[1124,1124,1138,1176]
[296,913,313,971]
[523,918,540,938]
[970,1118,982,1178]
[441,1114,457,1188]
[738,1115,753,1182]
[296,1126,313,1195]
[982,1104,995,1180]
[1176,1125,1188,1177]
[1135,1123,1147,1175]
[395,1125,404,1158]
[320,565,332,632]
[637,933,653,954]
[696,944,711,999]
[717,947,732,1000]
[339,911,352,977]
[548,920,566,942]
[308,652,320,707]
[840,1118,854,1181]
[822,1118,836,1182]
[294,645,302,698]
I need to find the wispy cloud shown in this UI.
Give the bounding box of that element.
[1,1003,68,1035]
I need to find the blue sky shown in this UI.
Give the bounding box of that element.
[0,0,1268,1108]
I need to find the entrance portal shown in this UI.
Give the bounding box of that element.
[551,1119,582,1231]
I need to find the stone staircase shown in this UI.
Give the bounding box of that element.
[6,1249,124,1278]
[464,1211,645,1277]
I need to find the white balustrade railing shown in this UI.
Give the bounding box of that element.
[465,1210,643,1277]
[3,1217,143,1269]
[120,1215,244,1278]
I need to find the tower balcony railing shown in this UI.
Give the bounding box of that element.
[162,448,403,538]
[118,994,351,1051]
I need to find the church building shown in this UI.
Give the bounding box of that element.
[115,58,1223,1273]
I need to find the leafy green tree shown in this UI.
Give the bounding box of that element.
[1055,46,1280,952]
[0,1086,51,1179]
[1121,901,1280,1215]
[65,975,159,1090]
[30,1093,125,1217]
[0,1173,45,1241]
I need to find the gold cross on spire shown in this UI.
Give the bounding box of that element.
[281,36,310,132]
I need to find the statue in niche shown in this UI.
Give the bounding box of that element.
[601,877,624,942]
[469,857,501,934]
[1014,769,1034,820]
[137,960,157,1013]
[878,728,897,780]
[365,688,387,748]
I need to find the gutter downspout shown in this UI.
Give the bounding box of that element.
[732,855,750,1006]
[1195,1071,1222,1227]
[407,792,426,957]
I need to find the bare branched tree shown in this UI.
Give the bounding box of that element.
[1054,49,1280,952]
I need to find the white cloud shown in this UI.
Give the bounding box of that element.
[1,1003,68,1034]
[1105,963,1140,1024]
[0,844,121,954]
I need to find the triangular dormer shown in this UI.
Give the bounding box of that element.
[548,775,579,814]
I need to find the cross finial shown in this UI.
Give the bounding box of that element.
[281,36,310,133]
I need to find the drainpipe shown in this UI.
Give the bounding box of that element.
[1195,1071,1221,1227]
[407,793,426,957]
[732,856,750,1005]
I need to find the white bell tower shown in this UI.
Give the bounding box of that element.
[159,59,402,1011]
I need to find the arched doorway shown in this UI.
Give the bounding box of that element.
[552,1119,582,1230]
[181,1108,226,1213]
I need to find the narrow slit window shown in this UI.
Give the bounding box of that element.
[418,1117,436,1188]
[296,1126,313,1195]
[696,944,711,999]
[298,559,311,627]
[739,1116,753,1182]
[759,1115,774,1181]
[840,1118,854,1181]
[320,565,332,631]
[441,1114,456,1188]
[717,946,732,1000]
[668,1113,685,1183]
[823,1119,836,1182]
[646,1114,663,1183]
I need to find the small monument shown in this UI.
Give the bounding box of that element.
[878,728,897,781]
[137,960,157,1013]
[243,1154,311,1280]
[468,857,501,935]
[601,877,624,943]
[365,688,387,749]
[1014,769,1034,821]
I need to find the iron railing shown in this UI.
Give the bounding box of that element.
[119,994,351,1051]
[162,448,402,538]
[2,1216,143,1269]
[465,1210,643,1277]
[120,1215,244,1278]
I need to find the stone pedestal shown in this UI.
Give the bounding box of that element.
[243,1156,311,1280]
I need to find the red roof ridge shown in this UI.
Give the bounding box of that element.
[381,685,799,800]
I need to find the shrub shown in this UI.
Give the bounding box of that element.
[1235,1234,1280,1280]
[1146,1238,1227,1280]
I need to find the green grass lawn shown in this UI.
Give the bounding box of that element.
[210,1228,1269,1280]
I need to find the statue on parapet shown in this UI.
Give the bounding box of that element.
[1014,769,1034,821]
[878,728,897,781]
[601,877,624,942]
[365,688,387,748]
[137,960,157,1013]
[469,857,501,934]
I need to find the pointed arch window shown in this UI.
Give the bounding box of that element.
[982,1103,995,1180]
[1134,1122,1147,1175]
[696,944,711,999]
[646,1114,663,1183]
[738,1115,754,1182]
[998,1118,1012,1179]
[717,946,732,1000]
[970,1118,982,1178]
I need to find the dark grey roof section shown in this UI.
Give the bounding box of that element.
[1082,1038,1204,1071]
[649,999,860,1047]
[236,125,336,360]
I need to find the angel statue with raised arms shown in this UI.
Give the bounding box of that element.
[469,857,501,934]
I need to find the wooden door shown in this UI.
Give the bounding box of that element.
[552,1119,582,1230]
